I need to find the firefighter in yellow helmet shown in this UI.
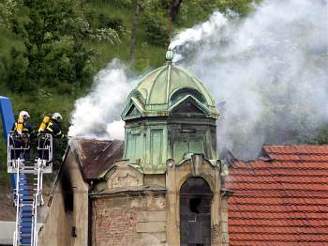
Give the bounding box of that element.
[38,112,64,138]
[13,111,33,136]
[37,112,65,161]
[11,111,33,160]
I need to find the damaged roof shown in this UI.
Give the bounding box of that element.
[225,145,328,245]
[70,138,124,180]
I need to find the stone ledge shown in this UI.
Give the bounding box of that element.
[90,185,166,198]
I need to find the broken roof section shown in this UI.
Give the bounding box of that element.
[225,144,328,245]
[70,138,124,180]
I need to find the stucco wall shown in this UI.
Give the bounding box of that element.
[38,177,72,246]
[219,195,229,245]
[38,151,89,246]
[92,192,167,246]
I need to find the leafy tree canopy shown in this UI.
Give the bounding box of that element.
[0,0,17,28]
[3,0,119,93]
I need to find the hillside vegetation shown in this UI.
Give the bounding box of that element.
[0,0,256,181]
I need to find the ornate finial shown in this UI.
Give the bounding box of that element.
[166,48,174,63]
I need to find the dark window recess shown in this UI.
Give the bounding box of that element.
[190,197,201,213]
[181,128,196,134]
[61,169,74,212]
[72,226,77,238]
[171,100,205,115]
[180,177,213,246]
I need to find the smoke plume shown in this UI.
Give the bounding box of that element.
[69,59,132,140]
[170,0,328,159]
[70,0,328,160]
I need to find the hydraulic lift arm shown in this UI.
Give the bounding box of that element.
[0,96,17,189]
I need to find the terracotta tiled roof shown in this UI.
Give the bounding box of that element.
[71,139,124,180]
[225,145,328,245]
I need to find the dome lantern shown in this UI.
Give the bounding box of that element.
[165,48,174,63]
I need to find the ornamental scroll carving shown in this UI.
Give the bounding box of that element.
[107,164,143,189]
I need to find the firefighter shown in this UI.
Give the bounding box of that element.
[11,111,33,160]
[13,111,33,136]
[38,112,64,138]
[37,112,65,161]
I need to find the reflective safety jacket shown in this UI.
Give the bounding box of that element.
[42,119,64,138]
[13,115,32,136]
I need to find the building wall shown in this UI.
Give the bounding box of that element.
[91,192,167,246]
[166,156,224,245]
[38,176,72,246]
[38,150,89,246]
[38,151,226,246]
[92,156,225,246]
[219,195,229,245]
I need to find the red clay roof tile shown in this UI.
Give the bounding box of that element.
[226,145,328,245]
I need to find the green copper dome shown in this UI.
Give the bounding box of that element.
[122,62,218,120]
[122,52,219,174]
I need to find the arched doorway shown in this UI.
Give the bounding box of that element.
[180,177,213,246]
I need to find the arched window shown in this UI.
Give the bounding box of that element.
[180,177,212,245]
[129,89,146,105]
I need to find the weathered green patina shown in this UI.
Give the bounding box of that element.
[122,51,219,174]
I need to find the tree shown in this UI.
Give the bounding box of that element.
[169,0,183,22]
[0,0,17,28]
[6,0,118,93]
[129,0,140,64]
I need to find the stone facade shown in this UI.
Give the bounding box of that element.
[89,160,166,245]
[91,191,167,246]
[88,154,227,246]
[38,52,229,245]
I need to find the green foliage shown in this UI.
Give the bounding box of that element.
[0,0,17,28]
[176,0,256,26]
[308,125,328,145]
[90,0,133,9]
[140,0,169,46]
[216,0,258,16]
[98,14,125,34]
[4,48,30,92]
[143,15,169,47]
[3,0,119,93]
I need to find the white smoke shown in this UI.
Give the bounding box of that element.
[69,0,328,160]
[69,59,132,140]
[169,12,228,51]
[172,0,328,159]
